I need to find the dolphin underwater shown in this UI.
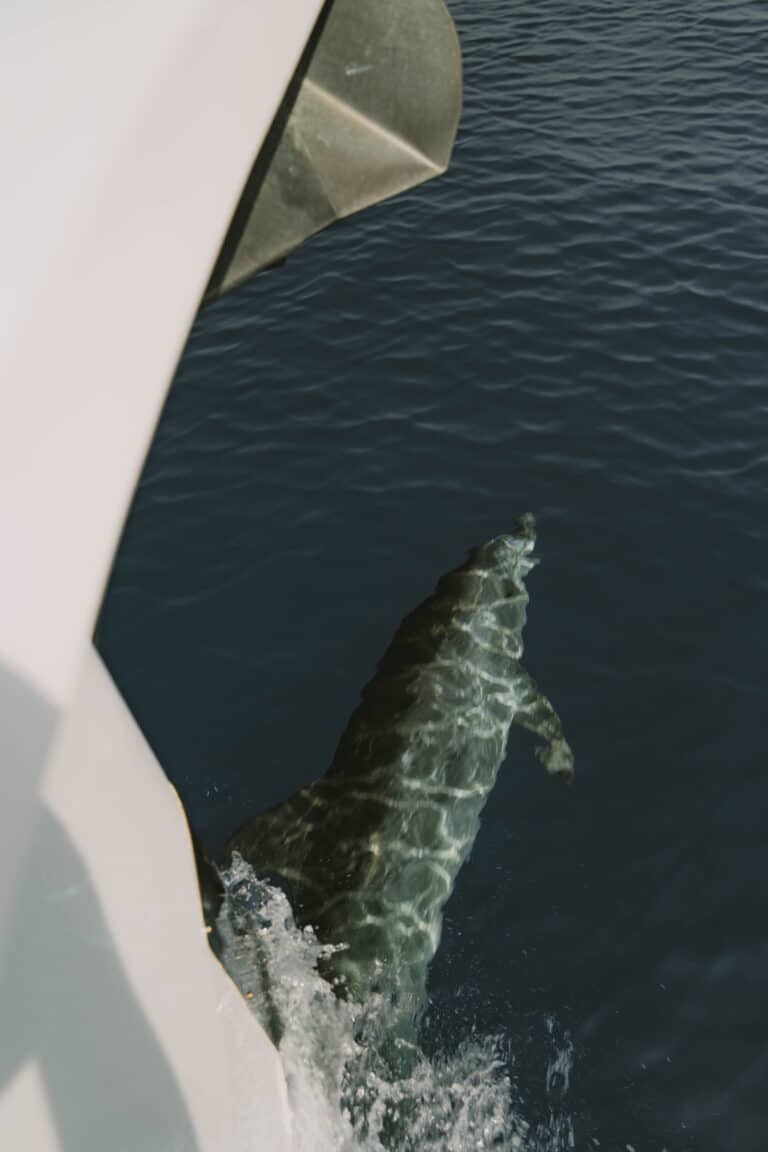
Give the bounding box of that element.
[209,516,574,1050]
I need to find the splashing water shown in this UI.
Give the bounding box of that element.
[218,854,574,1152]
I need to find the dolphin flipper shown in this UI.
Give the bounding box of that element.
[511,667,574,781]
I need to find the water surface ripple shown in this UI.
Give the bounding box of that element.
[100,2,768,1149]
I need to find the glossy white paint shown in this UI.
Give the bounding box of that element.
[1,648,293,1151]
[0,0,320,708]
[0,1,323,1146]
[0,0,323,936]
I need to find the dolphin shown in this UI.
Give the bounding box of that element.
[216,516,573,1049]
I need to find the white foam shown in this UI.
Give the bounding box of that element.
[217,855,575,1152]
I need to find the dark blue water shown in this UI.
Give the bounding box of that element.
[98,1,768,1148]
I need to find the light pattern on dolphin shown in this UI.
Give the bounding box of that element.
[221,516,573,1044]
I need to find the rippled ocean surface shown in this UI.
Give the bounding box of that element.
[99,2,768,1148]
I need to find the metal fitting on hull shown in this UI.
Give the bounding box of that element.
[206,0,462,298]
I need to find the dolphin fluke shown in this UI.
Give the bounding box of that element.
[223,519,573,1038]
